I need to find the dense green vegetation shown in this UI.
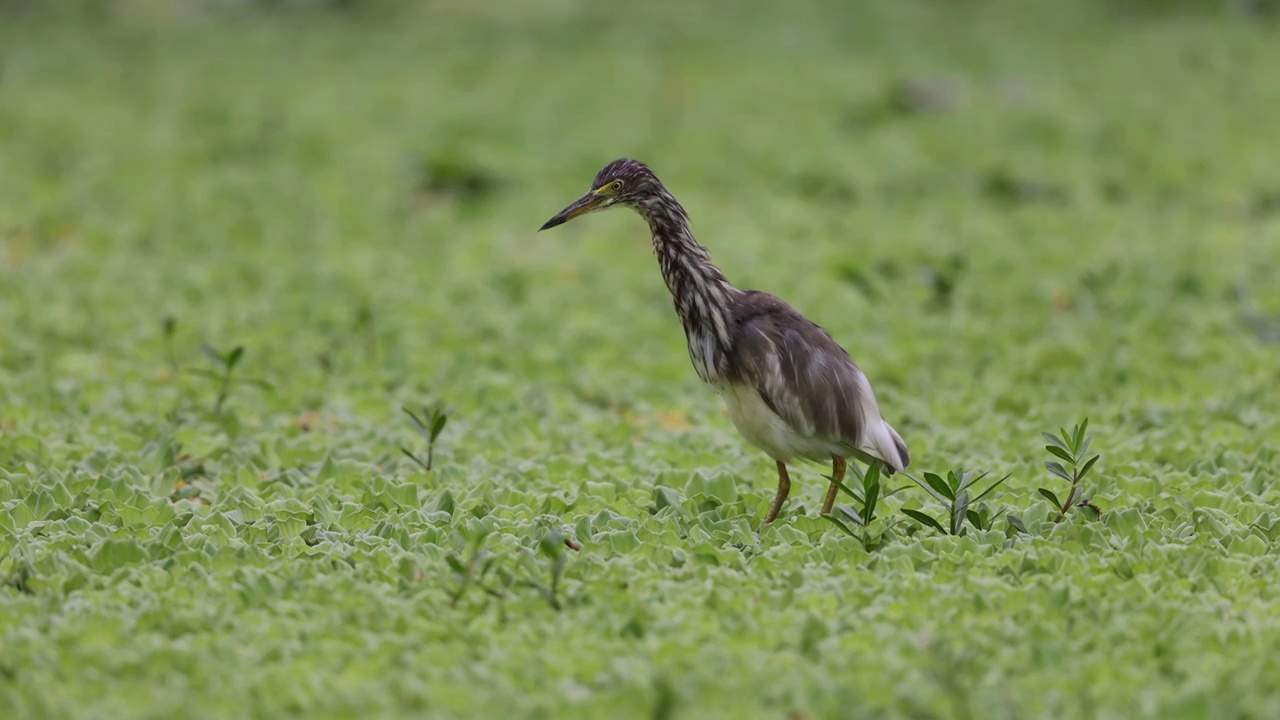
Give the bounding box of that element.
[2,1,1280,717]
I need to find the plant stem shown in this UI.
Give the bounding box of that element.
[1052,475,1079,523]
[215,370,231,414]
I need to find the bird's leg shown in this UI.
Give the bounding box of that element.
[762,461,791,526]
[821,455,846,515]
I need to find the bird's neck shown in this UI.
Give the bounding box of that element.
[635,190,737,385]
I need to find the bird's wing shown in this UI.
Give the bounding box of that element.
[725,291,909,471]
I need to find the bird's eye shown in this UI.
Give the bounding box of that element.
[609,180,624,192]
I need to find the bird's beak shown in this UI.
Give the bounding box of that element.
[539,192,604,231]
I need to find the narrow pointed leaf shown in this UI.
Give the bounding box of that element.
[970,473,1012,505]
[966,509,983,530]
[863,463,881,521]
[907,473,947,503]
[863,479,880,524]
[1074,419,1089,451]
[923,472,954,501]
[1045,461,1073,482]
[226,346,244,370]
[1037,487,1061,507]
[824,473,863,504]
[201,343,224,366]
[1045,445,1074,463]
[1078,455,1100,481]
[402,407,432,441]
[400,447,430,471]
[822,513,859,539]
[1007,514,1028,534]
[1078,435,1092,459]
[430,412,448,441]
[902,509,946,534]
[1042,432,1069,450]
[836,503,864,526]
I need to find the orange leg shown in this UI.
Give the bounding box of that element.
[821,455,846,515]
[762,461,791,526]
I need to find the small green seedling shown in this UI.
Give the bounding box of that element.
[821,462,908,551]
[1041,418,1102,522]
[445,530,510,607]
[902,468,1012,536]
[191,343,272,414]
[401,404,448,471]
[517,530,571,611]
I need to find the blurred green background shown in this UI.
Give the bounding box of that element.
[2,1,1280,718]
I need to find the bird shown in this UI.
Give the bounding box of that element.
[539,158,910,526]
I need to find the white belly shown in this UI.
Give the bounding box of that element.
[719,382,836,463]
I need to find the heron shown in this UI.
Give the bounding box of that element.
[540,158,910,526]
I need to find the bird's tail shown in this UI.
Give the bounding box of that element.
[884,421,910,471]
[866,417,910,476]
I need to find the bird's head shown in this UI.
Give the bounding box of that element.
[539,158,659,231]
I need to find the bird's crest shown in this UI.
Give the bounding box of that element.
[593,158,656,190]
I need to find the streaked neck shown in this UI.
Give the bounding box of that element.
[634,189,737,384]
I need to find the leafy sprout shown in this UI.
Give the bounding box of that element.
[1041,418,1103,522]
[901,468,1012,536]
[820,462,910,551]
[184,343,272,415]
[401,404,449,471]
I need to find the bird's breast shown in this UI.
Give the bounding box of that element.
[720,382,826,462]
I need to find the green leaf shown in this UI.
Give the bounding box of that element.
[226,346,244,370]
[966,509,983,530]
[955,470,985,494]
[923,472,953,501]
[90,538,150,573]
[162,315,176,337]
[1078,435,1092,459]
[400,447,430,471]
[822,472,862,505]
[835,503,864,526]
[1007,514,1028,534]
[1045,445,1074,463]
[1078,455,1100,481]
[1042,432,1069,451]
[951,490,970,535]
[430,410,448,441]
[863,465,881,523]
[539,531,564,559]
[902,508,946,534]
[402,407,431,442]
[970,472,1012,506]
[822,513,859,539]
[1045,461,1073,482]
[201,343,224,366]
[1038,487,1062,507]
[434,490,455,515]
[1073,418,1089,452]
[652,486,681,511]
